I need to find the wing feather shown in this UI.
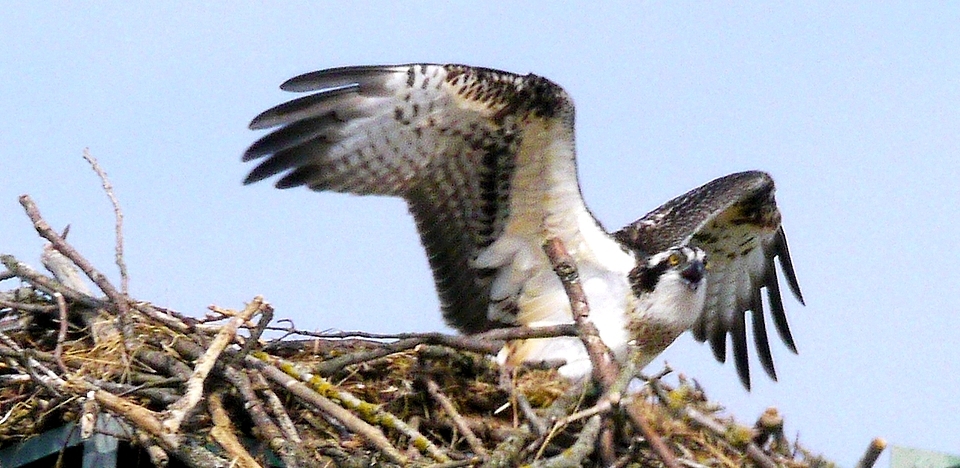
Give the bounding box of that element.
[614,171,803,388]
[244,64,616,333]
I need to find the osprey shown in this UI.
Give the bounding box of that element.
[243,64,804,388]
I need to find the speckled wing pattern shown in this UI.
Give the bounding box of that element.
[614,171,804,388]
[243,64,614,334]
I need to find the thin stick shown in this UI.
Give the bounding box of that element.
[246,354,410,465]
[250,370,302,445]
[93,390,181,453]
[135,429,170,468]
[52,292,69,373]
[305,324,578,342]
[233,301,273,362]
[82,149,129,295]
[255,352,450,462]
[542,237,681,468]
[529,415,602,468]
[541,238,618,388]
[0,331,66,395]
[1,255,103,308]
[854,438,886,468]
[224,367,304,468]
[648,378,778,468]
[0,298,58,314]
[208,391,261,468]
[623,400,684,468]
[17,195,132,331]
[269,324,578,359]
[426,378,488,457]
[163,297,264,435]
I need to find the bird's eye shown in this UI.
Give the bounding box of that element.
[667,252,681,266]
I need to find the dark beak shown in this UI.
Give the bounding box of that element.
[681,260,706,285]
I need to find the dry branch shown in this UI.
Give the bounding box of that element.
[542,237,680,468]
[855,438,886,468]
[82,149,129,295]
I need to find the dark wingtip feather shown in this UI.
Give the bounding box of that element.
[242,172,262,186]
[249,85,359,130]
[280,69,338,92]
[275,166,320,189]
[774,228,805,305]
[732,309,751,390]
[710,331,728,363]
[244,155,293,185]
[280,65,410,92]
[765,263,798,354]
[244,118,333,165]
[750,287,778,381]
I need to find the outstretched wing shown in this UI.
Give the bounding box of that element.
[614,171,804,389]
[244,64,625,334]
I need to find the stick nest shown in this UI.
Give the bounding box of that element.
[0,153,835,467]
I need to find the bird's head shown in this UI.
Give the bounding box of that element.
[629,246,708,329]
[635,246,707,292]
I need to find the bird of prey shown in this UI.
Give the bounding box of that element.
[243,64,804,388]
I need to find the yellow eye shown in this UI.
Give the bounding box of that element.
[667,252,681,266]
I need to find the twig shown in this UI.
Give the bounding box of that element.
[42,242,122,344]
[306,325,578,342]
[514,392,548,437]
[82,149,129,295]
[17,195,133,335]
[94,388,231,467]
[245,353,410,465]
[86,379,179,406]
[541,238,618,388]
[135,429,170,468]
[529,414,602,468]
[132,302,195,333]
[854,438,886,468]
[163,297,264,435]
[208,390,261,468]
[648,378,778,468]
[426,458,484,468]
[1,255,104,308]
[551,398,614,429]
[312,337,426,375]
[542,238,680,468]
[269,324,579,360]
[79,391,98,439]
[0,331,66,395]
[426,378,488,457]
[233,300,273,362]
[0,298,58,314]
[224,367,305,468]
[254,352,451,462]
[483,425,532,468]
[624,399,684,468]
[599,417,616,466]
[135,348,193,382]
[250,370,302,445]
[52,292,69,373]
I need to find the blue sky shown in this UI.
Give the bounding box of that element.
[2,3,958,466]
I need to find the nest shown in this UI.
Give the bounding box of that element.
[0,154,838,467]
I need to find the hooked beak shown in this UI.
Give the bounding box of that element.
[680,260,706,288]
